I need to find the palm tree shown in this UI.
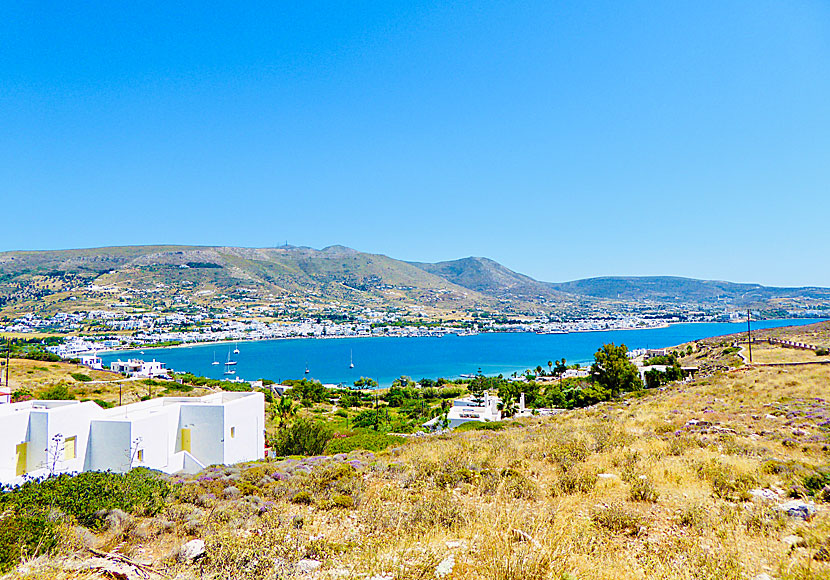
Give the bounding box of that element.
[273,396,298,430]
[547,360,553,376]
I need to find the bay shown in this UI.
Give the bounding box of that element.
[101,319,823,387]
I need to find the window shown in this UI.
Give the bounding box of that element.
[230,427,236,438]
[137,449,144,462]
[64,436,77,461]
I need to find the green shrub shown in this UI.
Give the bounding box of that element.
[0,508,60,573]
[37,384,75,400]
[270,419,333,457]
[816,348,829,356]
[290,491,313,505]
[325,431,404,454]
[0,469,170,529]
[70,372,92,382]
[0,469,169,571]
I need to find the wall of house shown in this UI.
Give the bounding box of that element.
[87,421,131,472]
[222,392,265,465]
[127,413,171,472]
[179,405,224,467]
[0,410,34,483]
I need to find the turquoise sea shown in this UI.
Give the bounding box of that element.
[101,319,823,387]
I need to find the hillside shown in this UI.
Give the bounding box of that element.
[1,246,828,323]
[4,323,830,579]
[409,256,574,305]
[0,245,502,319]
[547,275,830,307]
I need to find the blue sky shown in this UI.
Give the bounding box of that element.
[1,2,828,286]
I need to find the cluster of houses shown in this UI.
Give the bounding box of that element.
[0,391,265,485]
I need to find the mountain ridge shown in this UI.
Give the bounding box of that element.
[0,245,828,317]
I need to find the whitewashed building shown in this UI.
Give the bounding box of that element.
[0,391,264,485]
[424,392,503,430]
[110,358,169,379]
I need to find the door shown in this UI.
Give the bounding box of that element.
[15,442,27,476]
[181,428,191,453]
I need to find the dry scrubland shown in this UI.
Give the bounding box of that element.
[2,357,209,405]
[5,357,830,580]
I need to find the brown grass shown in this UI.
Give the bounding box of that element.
[7,335,830,579]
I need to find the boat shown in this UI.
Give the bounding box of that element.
[224,367,236,375]
[349,349,354,369]
[233,343,240,355]
[211,351,220,365]
[225,350,237,366]
[305,363,310,374]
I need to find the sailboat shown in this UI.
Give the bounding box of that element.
[211,351,220,365]
[304,363,310,374]
[225,350,237,366]
[349,349,354,369]
[233,342,240,355]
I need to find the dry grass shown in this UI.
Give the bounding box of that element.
[7,342,830,579]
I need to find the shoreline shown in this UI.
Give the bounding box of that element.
[94,318,825,357]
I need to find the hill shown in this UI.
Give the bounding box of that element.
[409,256,573,305]
[547,275,830,306]
[3,322,830,578]
[1,245,828,322]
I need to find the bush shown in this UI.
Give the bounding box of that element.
[628,477,659,502]
[816,348,830,356]
[552,468,598,496]
[0,469,170,529]
[71,372,92,382]
[590,503,643,536]
[0,469,169,571]
[270,419,333,457]
[37,384,75,400]
[325,431,404,454]
[0,508,60,573]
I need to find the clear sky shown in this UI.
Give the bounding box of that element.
[2,2,829,286]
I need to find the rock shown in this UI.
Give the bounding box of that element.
[597,473,617,480]
[752,574,773,580]
[749,488,779,502]
[781,535,805,547]
[445,540,462,549]
[779,500,817,520]
[296,559,322,574]
[435,555,455,578]
[178,539,206,563]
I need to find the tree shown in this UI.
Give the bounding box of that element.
[547,360,553,375]
[272,396,299,430]
[590,343,642,397]
[354,377,378,389]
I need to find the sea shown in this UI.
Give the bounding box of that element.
[100,319,823,387]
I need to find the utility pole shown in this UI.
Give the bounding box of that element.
[4,340,9,388]
[747,310,753,363]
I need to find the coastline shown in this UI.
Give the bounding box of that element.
[91,318,830,356]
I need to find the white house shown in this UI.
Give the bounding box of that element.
[80,354,104,370]
[110,358,169,379]
[424,392,503,430]
[0,391,264,485]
